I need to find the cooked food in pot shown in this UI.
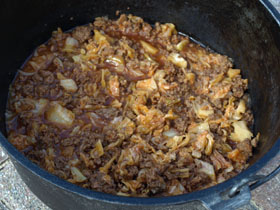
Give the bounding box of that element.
[6,14,259,196]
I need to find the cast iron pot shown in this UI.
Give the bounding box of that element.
[0,0,280,209]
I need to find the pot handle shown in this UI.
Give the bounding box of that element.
[200,164,280,210]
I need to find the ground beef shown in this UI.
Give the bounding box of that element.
[6,14,258,197]
[72,25,93,43]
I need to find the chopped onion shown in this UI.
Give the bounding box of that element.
[176,39,189,51]
[95,140,104,157]
[111,116,123,124]
[29,61,40,71]
[192,150,202,158]
[63,37,79,52]
[71,167,87,182]
[65,37,79,47]
[18,70,36,76]
[163,129,179,138]
[60,79,78,92]
[99,154,117,174]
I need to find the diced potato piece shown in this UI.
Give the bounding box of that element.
[140,40,158,55]
[176,39,189,51]
[227,69,240,78]
[230,120,253,142]
[60,79,78,92]
[168,53,187,68]
[71,167,87,182]
[46,102,75,127]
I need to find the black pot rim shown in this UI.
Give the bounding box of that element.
[0,0,280,206]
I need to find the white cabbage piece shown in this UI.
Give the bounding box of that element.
[230,120,253,142]
[189,122,210,134]
[233,100,246,120]
[193,102,214,119]
[70,167,87,182]
[195,159,216,181]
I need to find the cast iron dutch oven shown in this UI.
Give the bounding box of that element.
[0,0,280,209]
